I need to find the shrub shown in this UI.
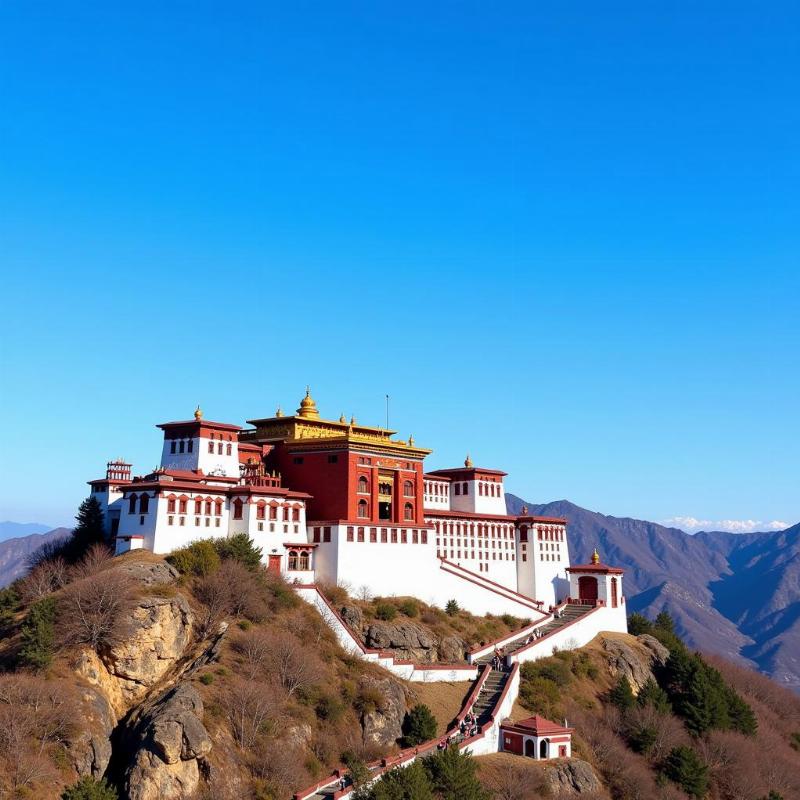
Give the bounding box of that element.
[521,657,571,688]
[167,539,221,577]
[315,692,346,722]
[398,599,419,617]
[342,751,371,787]
[18,597,57,670]
[402,704,438,746]
[375,602,397,621]
[662,745,709,798]
[199,673,215,685]
[500,614,517,628]
[445,599,459,616]
[61,776,118,800]
[354,685,385,715]
[213,533,263,570]
[627,612,653,636]
[0,585,19,628]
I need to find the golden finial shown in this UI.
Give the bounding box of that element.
[275,405,284,417]
[591,548,600,565]
[339,413,347,424]
[296,387,320,419]
[464,453,473,468]
[194,405,203,420]
[350,415,357,425]
[522,504,528,515]
[408,433,415,447]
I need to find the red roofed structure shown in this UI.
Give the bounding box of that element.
[500,714,573,759]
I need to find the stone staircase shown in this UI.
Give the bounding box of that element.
[469,666,511,726]
[475,603,594,664]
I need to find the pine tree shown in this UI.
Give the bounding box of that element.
[364,762,434,800]
[655,610,676,634]
[70,496,106,557]
[637,678,671,714]
[678,658,715,735]
[423,746,489,800]
[18,597,56,670]
[402,704,438,746]
[662,746,709,798]
[445,599,459,616]
[213,533,263,570]
[627,613,653,636]
[609,675,635,711]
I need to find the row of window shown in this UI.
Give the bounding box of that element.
[345,526,428,544]
[439,549,516,562]
[167,516,222,528]
[437,537,515,550]
[287,551,311,571]
[433,521,515,538]
[424,481,449,498]
[357,476,416,496]
[357,499,415,520]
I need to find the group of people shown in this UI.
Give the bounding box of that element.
[490,648,505,670]
[522,626,547,647]
[459,711,479,738]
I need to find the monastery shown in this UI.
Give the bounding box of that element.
[89,389,627,630]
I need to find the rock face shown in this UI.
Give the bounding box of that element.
[124,683,212,800]
[340,604,363,631]
[68,686,116,778]
[546,759,604,795]
[76,594,194,717]
[601,635,667,693]
[364,622,465,663]
[637,633,670,667]
[359,677,406,747]
[117,560,180,587]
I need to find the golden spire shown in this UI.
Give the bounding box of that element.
[408,433,415,447]
[275,405,284,418]
[350,414,357,425]
[296,387,320,419]
[522,504,528,515]
[339,413,347,424]
[464,453,473,468]
[591,548,600,565]
[194,405,203,420]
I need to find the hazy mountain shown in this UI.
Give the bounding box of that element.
[0,528,71,587]
[507,495,800,691]
[0,521,53,541]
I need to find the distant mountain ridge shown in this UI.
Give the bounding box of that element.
[0,521,53,541]
[507,495,800,692]
[0,528,71,587]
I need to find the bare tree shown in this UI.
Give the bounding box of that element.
[226,678,284,749]
[357,584,373,602]
[20,558,68,602]
[57,568,137,651]
[269,631,324,697]
[68,543,114,580]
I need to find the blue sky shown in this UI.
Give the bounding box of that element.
[0,2,797,531]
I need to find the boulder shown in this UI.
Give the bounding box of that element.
[438,634,466,663]
[67,685,116,777]
[124,683,212,800]
[364,622,438,661]
[340,604,363,631]
[601,637,659,693]
[359,677,406,747]
[637,633,670,667]
[545,759,604,795]
[117,560,180,587]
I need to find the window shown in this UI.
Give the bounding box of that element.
[208,441,214,454]
[188,439,193,453]
[358,476,369,494]
[170,441,176,454]
[357,527,365,542]
[293,457,304,465]
[168,498,176,513]
[380,528,387,543]
[128,495,137,514]
[257,504,265,520]
[179,517,185,526]
[205,500,212,515]
[403,480,414,497]
[179,498,187,514]
[421,531,428,544]
[323,527,331,542]
[179,440,185,453]
[233,499,243,520]
[404,503,414,521]
[168,515,174,526]
[391,530,398,543]
[269,505,278,520]
[195,499,202,515]
[226,443,232,456]
[217,442,223,455]
[328,454,338,463]
[215,500,222,516]
[347,526,354,542]
[140,494,150,514]
[401,530,407,543]
[299,551,310,570]
[288,551,299,570]
[463,482,468,494]
[454,484,461,496]
[313,528,320,543]
[292,507,300,522]
[412,530,419,544]
[369,528,377,543]
[357,499,368,519]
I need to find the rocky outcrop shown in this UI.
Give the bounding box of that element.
[364,622,465,663]
[117,560,179,587]
[601,635,667,693]
[545,759,604,795]
[75,594,194,717]
[341,604,363,631]
[359,677,406,747]
[68,685,116,777]
[124,683,211,800]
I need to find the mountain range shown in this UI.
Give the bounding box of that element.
[507,495,800,692]
[3,501,799,691]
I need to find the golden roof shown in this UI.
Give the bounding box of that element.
[194,405,203,420]
[464,453,473,468]
[591,548,600,565]
[296,387,320,419]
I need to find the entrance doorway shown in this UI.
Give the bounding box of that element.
[524,739,535,758]
[378,475,393,520]
[267,554,281,575]
[539,739,548,759]
[611,577,618,608]
[578,576,598,602]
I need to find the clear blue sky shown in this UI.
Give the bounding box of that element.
[0,2,797,531]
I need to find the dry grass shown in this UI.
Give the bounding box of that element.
[405,680,473,735]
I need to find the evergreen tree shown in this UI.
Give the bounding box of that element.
[18,597,56,670]
[402,704,438,746]
[637,678,671,714]
[356,762,434,800]
[423,746,489,800]
[723,683,758,736]
[609,675,635,711]
[627,613,653,636]
[213,533,263,570]
[445,599,459,616]
[655,611,676,635]
[662,746,709,798]
[677,658,715,736]
[61,777,118,800]
[70,496,106,555]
